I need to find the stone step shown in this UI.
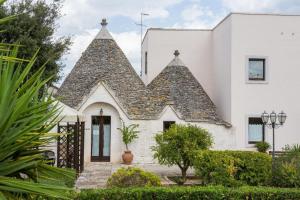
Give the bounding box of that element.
[81,172,110,176]
[76,179,108,184]
[77,178,109,183]
[76,184,106,189]
[80,169,111,172]
[75,163,113,189]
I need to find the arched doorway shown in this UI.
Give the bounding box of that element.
[82,102,122,163]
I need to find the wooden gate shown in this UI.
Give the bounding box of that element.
[57,119,85,173]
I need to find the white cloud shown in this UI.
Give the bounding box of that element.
[221,0,300,14]
[177,0,300,30]
[58,0,182,35]
[179,15,223,29]
[181,4,206,21]
[175,4,225,29]
[222,0,273,12]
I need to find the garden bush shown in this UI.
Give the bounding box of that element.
[255,141,271,153]
[76,186,300,200]
[106,167,161,188]
[272,144,300,187]
[194,150,272,186]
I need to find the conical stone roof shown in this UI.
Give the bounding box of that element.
[147,50,225,124]
[56,19,151,118]
[56,20,229,126]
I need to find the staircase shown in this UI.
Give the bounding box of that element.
[75,163,112,189]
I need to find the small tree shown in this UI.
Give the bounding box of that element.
[117,122,139,151]
[152,124,213,184]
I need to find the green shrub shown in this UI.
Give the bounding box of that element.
[272,144,300,187]
[76,186,300,200]
[106,167,161,188]
[194,150,272,186]
[194,151,241,186]
[152,124,213,184]
[255,141,271,153]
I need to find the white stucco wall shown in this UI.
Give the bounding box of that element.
[230,14,300,150]
[141,32,149,83]
[212,15,232,123]
[141,29,214,98]
[129,107,235,164]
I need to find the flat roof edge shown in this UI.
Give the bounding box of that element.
[142,12,300,45]
[147,28,211,31]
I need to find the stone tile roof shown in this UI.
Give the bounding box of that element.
[56,19,230,126]
[147,51,227,125]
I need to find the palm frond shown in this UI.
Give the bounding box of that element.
[0,44,75,199]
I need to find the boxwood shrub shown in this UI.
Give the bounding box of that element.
[194,150,272,186]
[76,186,300,200]
[106,167,161,188]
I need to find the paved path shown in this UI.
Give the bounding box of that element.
[75,163,194,189]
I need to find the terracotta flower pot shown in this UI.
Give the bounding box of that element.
[122,150,133,165]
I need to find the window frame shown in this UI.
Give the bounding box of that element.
[245,56,269,84]
[247,116,265,144]
[145,51,148,75]
[163,121,175,131]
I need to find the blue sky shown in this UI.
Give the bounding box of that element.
[55,0,300,85]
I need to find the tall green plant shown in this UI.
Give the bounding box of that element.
[0,1,75,199]
[0,22,75,200]
[0,41,75,200]
[117,122,139,151]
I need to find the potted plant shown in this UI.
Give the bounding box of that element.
[255,141,271,153]
[117,122,139,164]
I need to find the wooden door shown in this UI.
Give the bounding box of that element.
[91,116,111,161]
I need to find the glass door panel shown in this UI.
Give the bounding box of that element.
[103,124,111,157]
[92,125,100,156]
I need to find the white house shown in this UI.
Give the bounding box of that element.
[142,12,300,151]
[54,13,300,167]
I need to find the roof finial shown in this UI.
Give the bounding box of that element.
[101,18,108,26]
[174,50,180,57]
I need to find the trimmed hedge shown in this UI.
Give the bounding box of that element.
[194,151,272,186]
[76,186,300,200]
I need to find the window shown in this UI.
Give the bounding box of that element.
[248,58,265,81]
[145,51,148,75]
[248,117,265,144]
[163,121,175,131]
